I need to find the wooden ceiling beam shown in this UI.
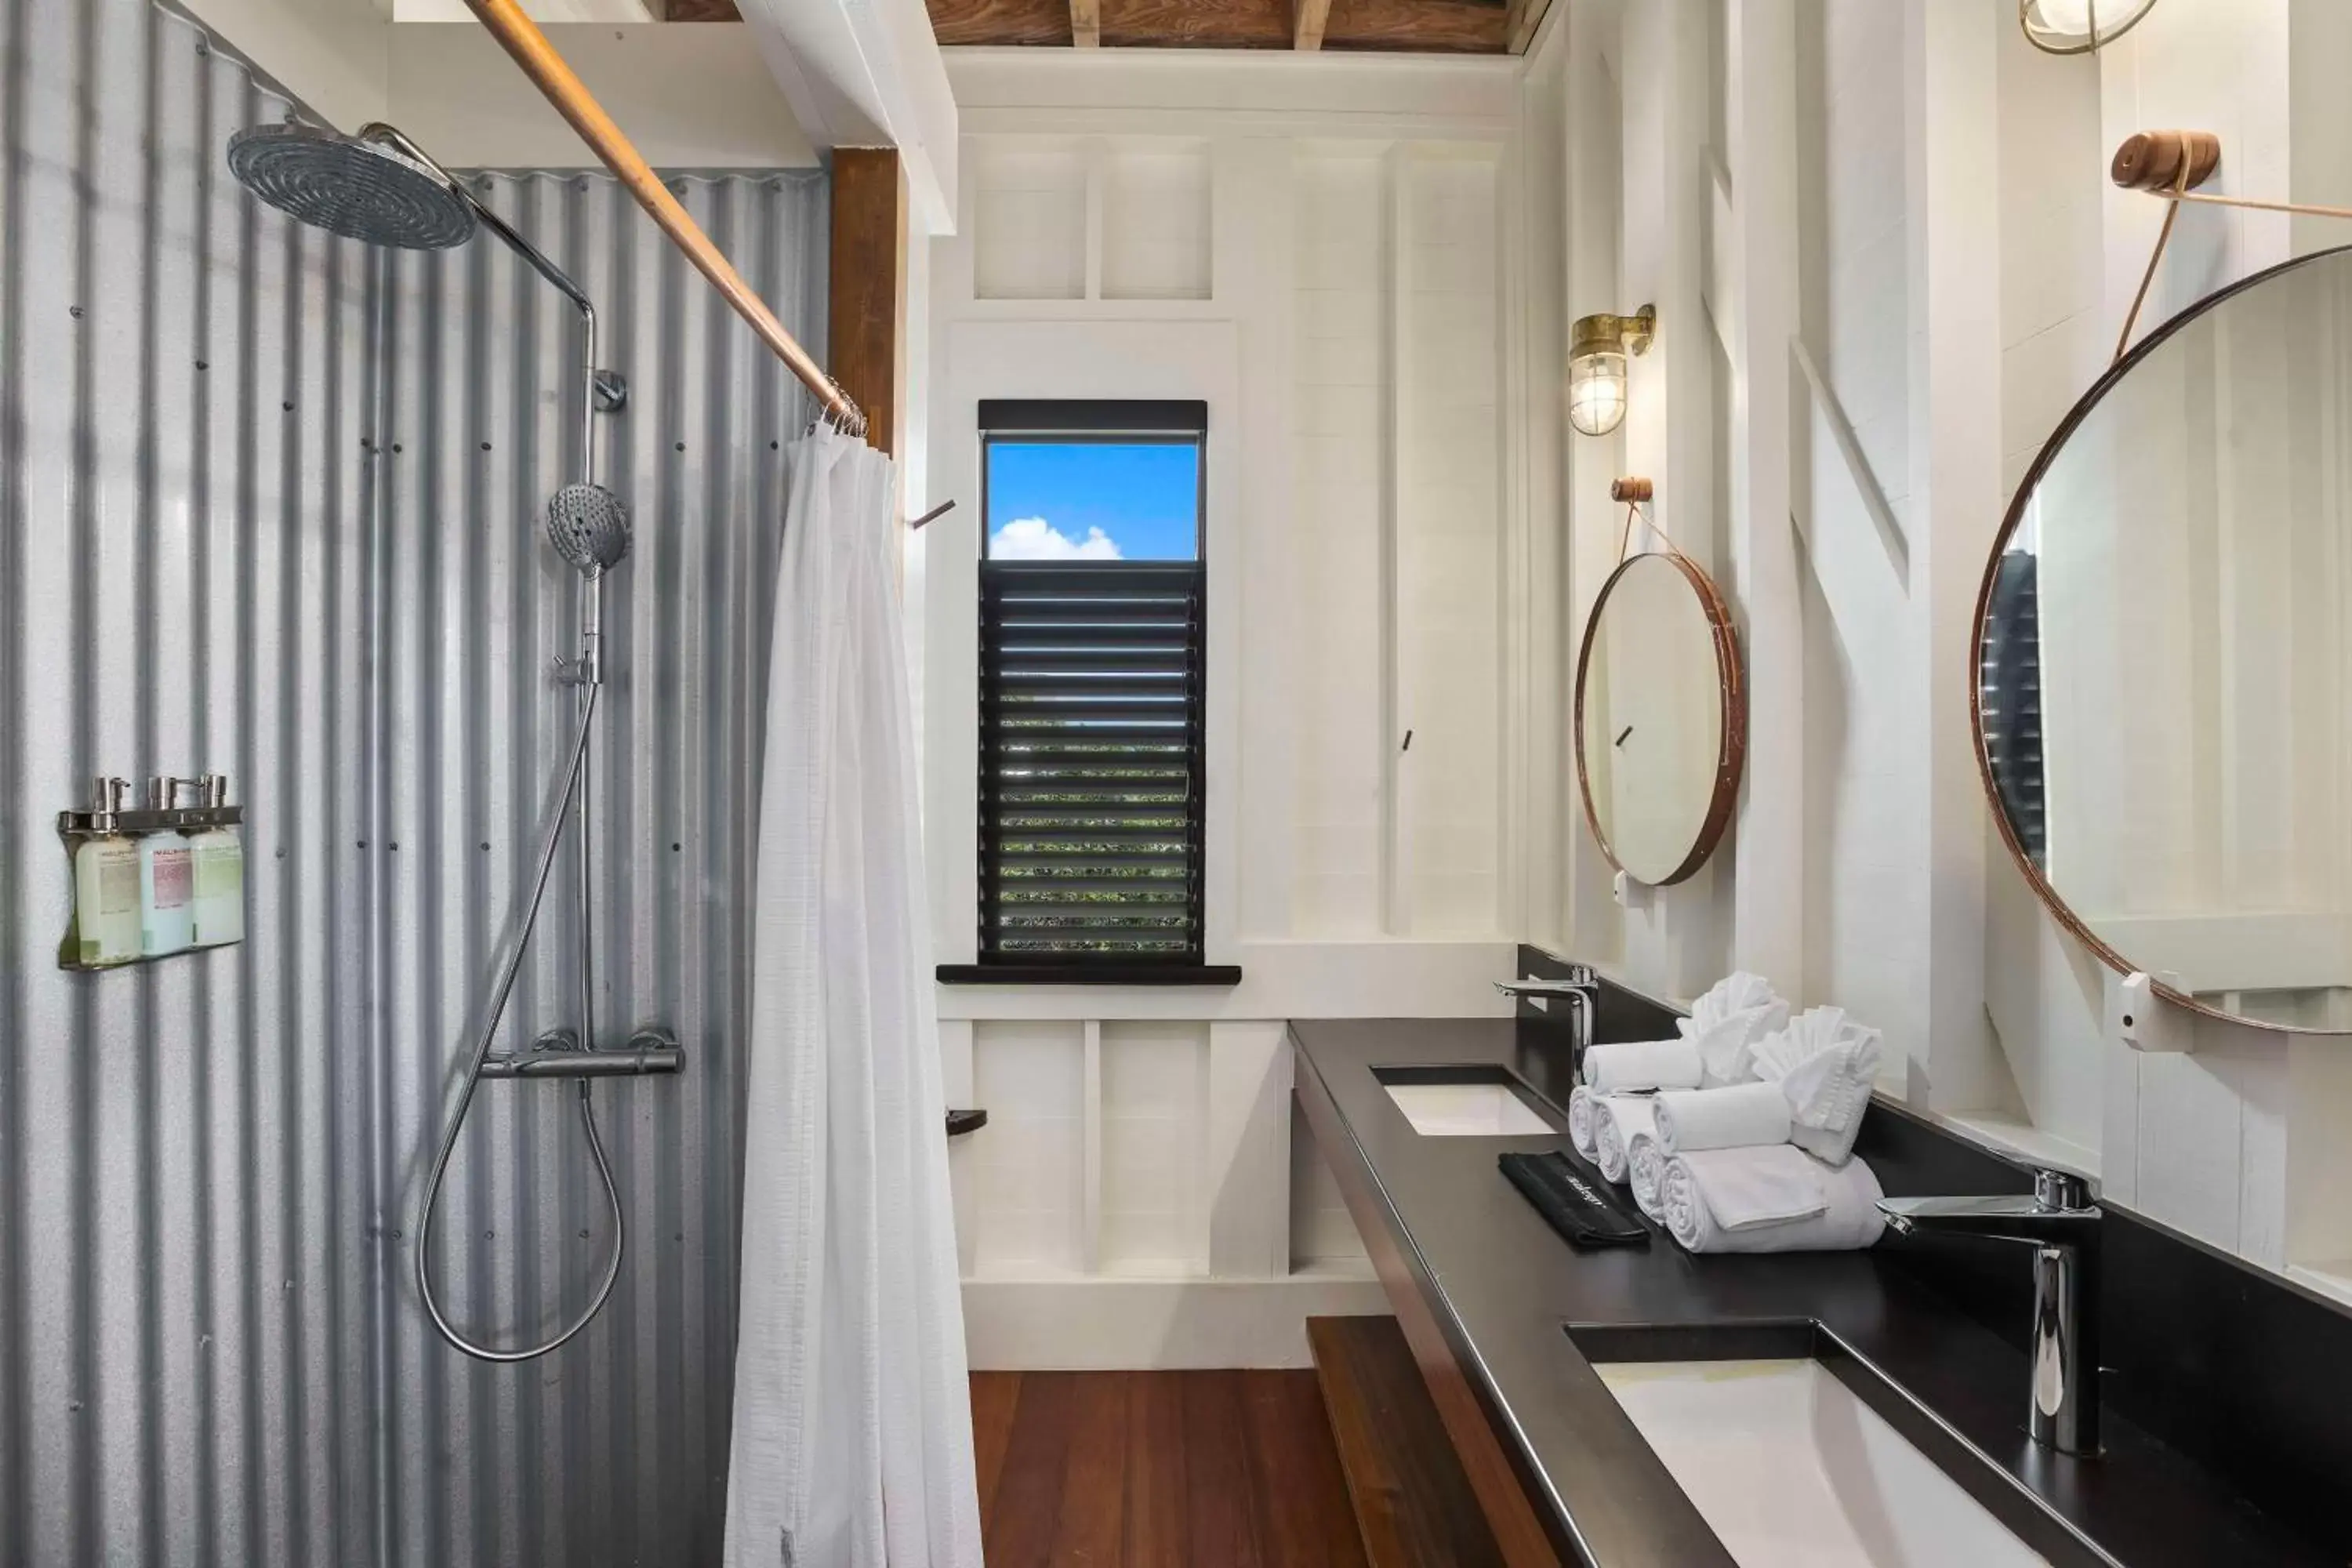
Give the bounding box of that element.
[1071,0,1100,45]
[1502,0,1552,53]
[1294,0,1332,50]
[926,0,1512,53]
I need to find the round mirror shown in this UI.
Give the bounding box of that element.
[1980,245,2352,1033]
[1575,550,1744,885]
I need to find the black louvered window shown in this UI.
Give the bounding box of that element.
[974,401,1207,971]
[1980,549,2047,869]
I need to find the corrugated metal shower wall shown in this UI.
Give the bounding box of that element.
[0,0,831,1560]
[372,169,822,1568]
[0,2,384,1563]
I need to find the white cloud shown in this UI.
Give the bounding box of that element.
[990,517,1122,561]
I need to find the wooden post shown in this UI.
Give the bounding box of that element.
[829,148,908,457]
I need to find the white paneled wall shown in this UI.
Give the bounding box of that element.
[1792,0,1929,1082]
[1533,0,2352,1292]
[1098,1022,1210,1275]
[1995,20,2104,500]
[1102,141,1214,300]
[1291,150,1391,936]
[927,54,1528,1366]
[1289,1105,1370,1268]
[971,139,1087,300]
[1396,152,1507,936]
[971,1021,1089,1274]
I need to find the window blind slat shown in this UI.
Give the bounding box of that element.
[979,558,1206,965]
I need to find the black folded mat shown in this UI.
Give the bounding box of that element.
[1498,1150,1651,1248]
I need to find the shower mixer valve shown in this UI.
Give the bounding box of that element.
[480,1025,686,1080]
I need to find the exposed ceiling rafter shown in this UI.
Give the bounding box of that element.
[924,0,1520,54]
[1293,0,1332,50]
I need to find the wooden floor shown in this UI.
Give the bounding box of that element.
[971,1370,1371,1567]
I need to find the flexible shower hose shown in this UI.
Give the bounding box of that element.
[415,684,626,1362]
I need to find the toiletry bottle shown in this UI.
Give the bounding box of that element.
[138,777,195,957]
[70,776,140,967]
[188,774,245,948]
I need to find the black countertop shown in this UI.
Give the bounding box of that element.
[1291,1018,2333,1568]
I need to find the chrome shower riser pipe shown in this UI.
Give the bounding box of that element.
[227,117,637,1363]
[413,688,625,1362]
[376,124,619,1359]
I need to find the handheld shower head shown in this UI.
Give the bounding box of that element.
[546,484,631,575]
[226,124,476,250]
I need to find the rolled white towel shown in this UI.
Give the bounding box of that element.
[1750,1007,1883,1166]
[1653,1082,1792,1155]
[1627,1131,1668,1221]
[1566,1085,1602,1160]
[1678,973,1791,1088]
[1661,1149,1886,1254]
[1584,1037,1704,1093]
[1666,1144,1828,1231]
[1595,1095,1657,1185]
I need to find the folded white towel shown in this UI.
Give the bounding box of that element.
[1678,973,1791,1088]
[1627,1131,1668,1221]
[1686,970,1781,1022]
[1668,1144,1829,1230]
[1661,1149,1886,1254]
[1595,1095,1657,1185]
[1584,1037,1704,1093]
[1566,1085,1602,1160]
[1749,1007,1883,1166]
[1652,1082,1793,1155]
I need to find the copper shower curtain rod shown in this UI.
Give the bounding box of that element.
[459,0,868,438]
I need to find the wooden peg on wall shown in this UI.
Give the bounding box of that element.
[2110,129,2222,193]
[1610,476,1653,503]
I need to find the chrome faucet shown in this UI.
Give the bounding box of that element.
[1877,1169,2102,1454]
[1495,966,1599,1060]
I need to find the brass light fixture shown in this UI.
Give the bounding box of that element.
[1567,305,1655,438]
[2019,0,2158,56]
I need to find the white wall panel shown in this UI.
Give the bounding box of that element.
[1290,150,1392,936]
[1102,140,1214,301]
[971,139,1087,301]
[971,1020,1089,1275]
[1396,151,1506,936]
[1098,1022,1210,1275]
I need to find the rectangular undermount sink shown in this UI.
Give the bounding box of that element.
[1375,1065,1556,1137]
[1572,1323,2068,1568]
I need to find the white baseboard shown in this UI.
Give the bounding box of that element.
[961,1266,1390,1370]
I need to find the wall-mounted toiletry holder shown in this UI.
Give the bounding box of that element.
[56,774,248,971]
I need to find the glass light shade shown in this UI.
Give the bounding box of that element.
[2020,0,2158,54]
[1569,349,1630,437]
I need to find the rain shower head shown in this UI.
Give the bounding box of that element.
[226,124,476,250]
[546,484,631,575]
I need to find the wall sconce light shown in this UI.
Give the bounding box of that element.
[1568,305,1655,438]
[2019,0,2157,56]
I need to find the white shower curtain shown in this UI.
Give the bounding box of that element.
[725,426,982,1568]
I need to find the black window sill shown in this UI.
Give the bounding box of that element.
[936,964,1244,988]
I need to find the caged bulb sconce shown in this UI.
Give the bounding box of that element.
[2019,0,2158,56]
[1568,304,1655,438]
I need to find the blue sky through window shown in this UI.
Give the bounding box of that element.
[985,441,1201,561]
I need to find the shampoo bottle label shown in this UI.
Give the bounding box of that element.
[152,851,191,908]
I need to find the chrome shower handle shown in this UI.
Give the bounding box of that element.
[481,1029,686,1080]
